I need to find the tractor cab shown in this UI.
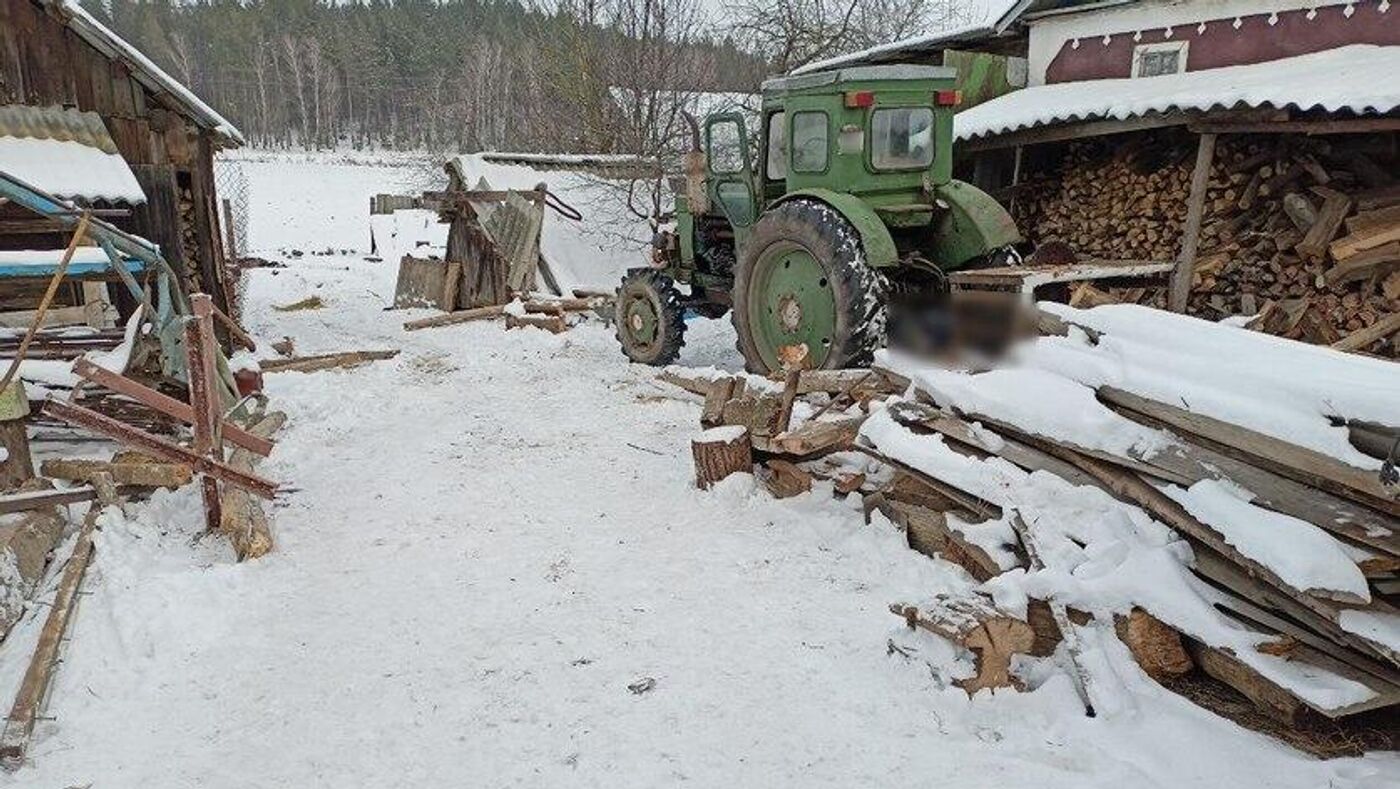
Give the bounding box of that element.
[703,65,963,240]
[616,65,1022,374]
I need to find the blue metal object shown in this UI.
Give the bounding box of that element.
[0,256,146,279]
[0,169,198,385]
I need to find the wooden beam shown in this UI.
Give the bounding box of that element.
[71,359,273,457]
[1099,386,1398,518]
[1168,133,1216,312]
[0,474,116,769]
[187,296,222,533]
[1189,117,1400,136]
[41,399,278,499]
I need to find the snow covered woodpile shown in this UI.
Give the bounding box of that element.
[1010,132,1399,354]
[659,304,1400,754]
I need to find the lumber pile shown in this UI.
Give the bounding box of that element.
[1016,133,1399,356]
[854,305,1400,754]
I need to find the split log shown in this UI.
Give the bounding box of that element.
[719,392,785,440]
[504,313,567,334]
[760,458,813,499]
[1330,221,1400,262]
[260,349,400,373]
[40,457,191,489]
[893,598,1035,695]
[657,369,716,397]
[402,304,505,331]
[1321,242,1400,287]
[692,426,752,490]
[0,474,116,769]
[1115,608,1193,681]
[768,415,866,457]
[699,377,736,427]
[219,411,287,561]
[882,499,1004,581]
[1332,312,1400,353]
[774,369,801,434]
[1294,191,1352,262]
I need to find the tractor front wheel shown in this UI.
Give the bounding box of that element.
[732,199,886,374]
[615,268,686,366]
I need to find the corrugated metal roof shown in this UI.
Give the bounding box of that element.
[0,104,146,203]
[0,104,120,153]
[955,45,1400,141]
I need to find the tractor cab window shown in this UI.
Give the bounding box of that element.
[791,111,828,173]
[708,119,745,174]
[871,107,935,170]
[765,111,787,180]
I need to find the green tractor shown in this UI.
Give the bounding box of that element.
[614,64,1024,373]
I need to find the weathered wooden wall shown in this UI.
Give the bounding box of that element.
[0,0,232,313]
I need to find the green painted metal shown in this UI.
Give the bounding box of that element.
[776,188,899,268]
[660,61,1023,306]
[928,180,1024,269]
[939,50,1021,111]
[746,242,838,370]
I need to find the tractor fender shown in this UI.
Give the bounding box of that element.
[928,180,1023,270]
[772,188,900,268]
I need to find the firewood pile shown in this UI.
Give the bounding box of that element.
[402,290,615,335]
[660,304,1400,755]
[1015,133,1399,356]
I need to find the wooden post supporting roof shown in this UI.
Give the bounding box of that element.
[1169,133,1217,312]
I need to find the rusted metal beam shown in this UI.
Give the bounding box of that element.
[71,359,273,456]
[187,296,223,531]
[41,398,278,499]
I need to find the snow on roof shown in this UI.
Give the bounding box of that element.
[0,107,146,204]
[956,45,1400,141]
[50,0,244,146]
[788,0,1050,75]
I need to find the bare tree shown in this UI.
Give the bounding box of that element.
[724,0,976,74]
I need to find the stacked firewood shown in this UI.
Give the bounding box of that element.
[1015,133,1399,355]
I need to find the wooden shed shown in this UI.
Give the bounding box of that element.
[0,0,242,316]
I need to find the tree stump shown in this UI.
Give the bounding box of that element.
[692,426,752,489]
[0,381,33,493]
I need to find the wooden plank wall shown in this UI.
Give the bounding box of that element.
[0,0,231,314]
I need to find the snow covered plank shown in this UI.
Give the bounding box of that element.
[1100,387,1398,519]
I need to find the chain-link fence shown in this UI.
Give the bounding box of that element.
[213,157,250,319]
[213,157,250,258]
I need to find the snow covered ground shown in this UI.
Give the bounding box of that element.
[0,153,1395,787]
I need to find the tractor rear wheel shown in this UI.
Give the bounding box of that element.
[731,199,886,374]
[615,268,686,366]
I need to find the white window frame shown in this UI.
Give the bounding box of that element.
[1132,41,1189,78]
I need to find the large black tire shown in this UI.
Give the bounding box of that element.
[615,268,686,366]
[731,199,887,374]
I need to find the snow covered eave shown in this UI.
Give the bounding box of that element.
[49,0,245,148]
[955,45,1400,143]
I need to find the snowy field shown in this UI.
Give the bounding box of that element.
[0,152,1395,787]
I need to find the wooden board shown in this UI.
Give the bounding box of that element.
[1099,387,1398,519]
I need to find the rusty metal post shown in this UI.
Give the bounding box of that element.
[187,294,224,531]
